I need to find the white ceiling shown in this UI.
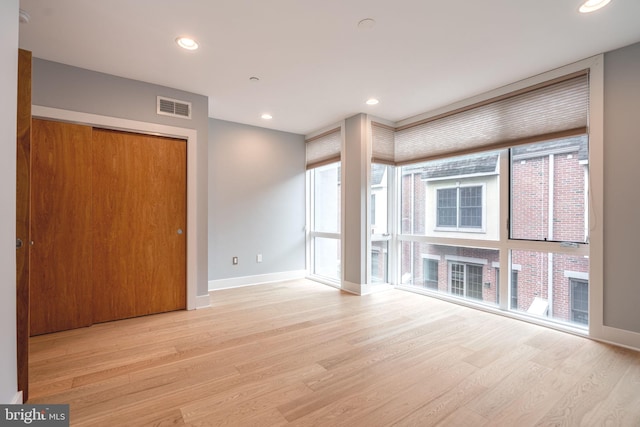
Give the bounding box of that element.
[17,0,640,135]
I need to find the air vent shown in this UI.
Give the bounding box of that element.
[157,96,192,119]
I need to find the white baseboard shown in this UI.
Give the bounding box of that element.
[11,391,23,404]
[342,281,362,295]
[595,325,640,352]
[342,280,394,296]
[196,294,211,309]
[209,270,307,291]
[361,283,395,295]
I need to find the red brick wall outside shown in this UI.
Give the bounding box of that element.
[511,156,549,240]
[553,154,586,243]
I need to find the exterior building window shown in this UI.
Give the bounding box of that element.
[423,258,438,289]
[511,271,518,310]
[571,279,589,325]
[371,194,376,225]
[437,186,482,229]
[496,268,519,309]
[450,262,483,300]
[437,188,457,227]
[372,251,379,279]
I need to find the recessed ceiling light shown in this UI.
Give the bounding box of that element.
[249,76,260,82]
[176,37,199,50]
[261,113,273,120]
[366,98,379,106]
[579,0,612,13]
[19,9,30,24]
[358,18,376,30]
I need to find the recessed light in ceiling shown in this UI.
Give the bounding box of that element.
[358,18,376,30]
[366,98,379,106]
[261,113,273,120]
[19,9,30,24]
[579,0,612,13]
[249,76,260,82]
[176,37,199,50]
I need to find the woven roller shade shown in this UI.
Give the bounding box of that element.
[371,122,395,164]
[394,72,589,165]
[306,127,341,169]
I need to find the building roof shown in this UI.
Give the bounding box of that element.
[511,135,588,161]
[421,154,499,180]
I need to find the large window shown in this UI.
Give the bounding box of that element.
[313,163,340,233]
[388,69,593,334]
[371,163,391,284]
[397,139,589,328]
[308,162,341,282]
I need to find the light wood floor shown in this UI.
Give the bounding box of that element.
[29,279,640,426]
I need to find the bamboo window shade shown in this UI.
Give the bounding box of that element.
[382,71,589,165]
[306,127,342,169]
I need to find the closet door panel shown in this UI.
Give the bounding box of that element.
[30,119,93,335]
[92,129,186,323]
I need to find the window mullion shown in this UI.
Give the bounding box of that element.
[456,187,461,230]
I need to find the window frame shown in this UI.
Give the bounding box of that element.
[307,161,342,286]
[396,146,590,328]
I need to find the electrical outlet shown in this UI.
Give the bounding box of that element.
[232,256,238,265]
[257,254,262,263]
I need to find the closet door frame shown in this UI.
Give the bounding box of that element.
[32,106,201,311]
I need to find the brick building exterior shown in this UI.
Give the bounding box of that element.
[398,136,589,326]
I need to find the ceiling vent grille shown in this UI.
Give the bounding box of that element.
[157,96,192,119]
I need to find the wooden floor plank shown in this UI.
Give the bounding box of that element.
[487,338,606,426]
[534,345,640,426]
[28,279,640,426]
[582,354,640,427]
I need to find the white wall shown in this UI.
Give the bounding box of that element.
[208,119,306,283]
[603,41,640,334]
[0,0,19,404]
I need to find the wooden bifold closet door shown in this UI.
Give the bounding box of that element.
[30,119,186,336]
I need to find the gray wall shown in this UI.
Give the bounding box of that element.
[208,119,305,281]
[31,58,209,297]
[1,0,19,403]
[603,41,640,333]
